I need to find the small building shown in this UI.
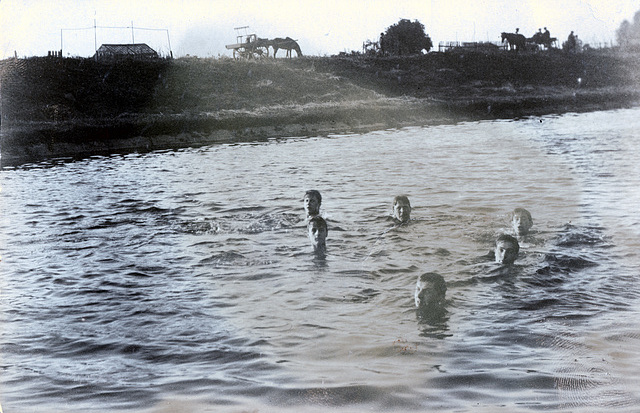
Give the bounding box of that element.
[94,43,158,60]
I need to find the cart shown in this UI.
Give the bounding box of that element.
[225,26,270,59]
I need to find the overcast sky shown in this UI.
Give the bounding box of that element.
[1,1,638,59]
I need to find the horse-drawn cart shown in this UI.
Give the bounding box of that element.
[225,26,270,59]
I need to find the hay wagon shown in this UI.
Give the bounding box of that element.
[225,26,270,59]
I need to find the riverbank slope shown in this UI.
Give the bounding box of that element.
[1,49,639,165]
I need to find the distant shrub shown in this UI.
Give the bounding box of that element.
[380,19,433,56]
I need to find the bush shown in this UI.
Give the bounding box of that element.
[380,19,433,56]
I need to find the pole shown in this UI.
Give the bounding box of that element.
[60,29,63,54]
[166,29,173,58]
[94,19,97,52]
[131,21,135,44]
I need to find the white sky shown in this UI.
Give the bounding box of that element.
[1,0,638,59]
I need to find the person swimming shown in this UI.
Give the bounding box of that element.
[392,195,411,223]
[494,234,520,265]
[415,272,447,309]
[304,190,322,218]
[307,215,328,254]
[511,208,533,236]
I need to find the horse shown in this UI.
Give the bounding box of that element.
[271,37,302,58]
[501,32,526,52]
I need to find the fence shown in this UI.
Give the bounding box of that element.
[438,41,507,52]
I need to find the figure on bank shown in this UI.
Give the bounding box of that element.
[307,216,328,255]
[494,234,520,265]
[304,190,322,219]
[511,208,533,237]
[566,31,577,52]
[392,195,411,223]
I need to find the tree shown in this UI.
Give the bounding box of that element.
[380,19,432,56]
[616,10,640,50]
[616,20,632,47]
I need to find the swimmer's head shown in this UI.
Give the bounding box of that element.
[307,216,328,252]
[511,208,533,236]
[392,195,411,223]
[415,272,447,309]
[494,234,520,265]
[304,190,322,217]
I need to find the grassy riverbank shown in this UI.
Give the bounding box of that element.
[1,49,639,165]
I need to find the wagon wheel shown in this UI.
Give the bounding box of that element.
[233,47,250,59]
[250,46,269,59]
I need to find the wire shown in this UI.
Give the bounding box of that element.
[62,25,169,32]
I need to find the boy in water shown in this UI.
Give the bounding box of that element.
[307,216,328,254]
[494,234,520,265]
[392,195,411,223]
[415,272,447,309]
[304,190,322,219]
[511,208,533,237]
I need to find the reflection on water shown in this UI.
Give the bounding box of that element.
[1,108,639,412]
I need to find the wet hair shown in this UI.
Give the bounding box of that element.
[415,272,447,308]
[496,234,520,254]
[307,215,328,234]
[393,195,410,207]
[511,208,533,224]
[305,190,322,205]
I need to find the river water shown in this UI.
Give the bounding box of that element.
[1,107,639,412]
